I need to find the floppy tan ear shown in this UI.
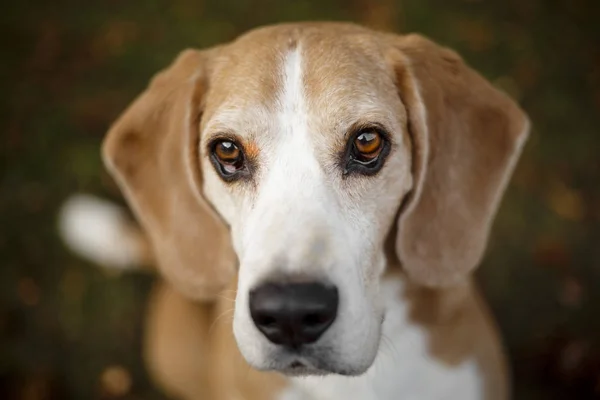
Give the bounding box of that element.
[389,34,530,288]
[102,48,237,301]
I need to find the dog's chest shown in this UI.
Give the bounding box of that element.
[276,278,484,400]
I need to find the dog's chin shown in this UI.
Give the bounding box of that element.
[276,361,370,378]
[279,362,330,377]
[248,350,373,378]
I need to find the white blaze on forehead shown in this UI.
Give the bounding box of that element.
[270,45,327,216]
[275,45,319,180]
[271,44,320,181]
[280,45,306,130]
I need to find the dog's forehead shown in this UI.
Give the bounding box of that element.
[202,23,401,136]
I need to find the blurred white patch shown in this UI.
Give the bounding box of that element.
[58,194,144,270]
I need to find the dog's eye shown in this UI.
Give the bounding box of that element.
[343,127,390,176]
[353,131,383,162]
[211,139,246,178]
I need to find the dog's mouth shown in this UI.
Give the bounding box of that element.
[277,358,336,377]
[266,350,366,377]
[253,348,336,377]
[280,361,325,377]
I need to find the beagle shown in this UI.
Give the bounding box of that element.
[59,22,530,400]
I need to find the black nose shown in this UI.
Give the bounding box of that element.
[249,282,338,348]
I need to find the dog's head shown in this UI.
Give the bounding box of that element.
[103,23,528,376]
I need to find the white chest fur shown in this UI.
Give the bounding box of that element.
[277,277,484,400]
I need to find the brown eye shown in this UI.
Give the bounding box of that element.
[212,140,245,176]
[342,126,390,176]
[353,131,383,161]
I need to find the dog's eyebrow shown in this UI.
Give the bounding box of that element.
[330,105,399,138]
[202,106,271,139]
[202,116,243,137]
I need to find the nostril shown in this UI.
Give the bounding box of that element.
[256,314,277,328]
[302,313,329,327]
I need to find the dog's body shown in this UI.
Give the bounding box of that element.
[59,22,528,400]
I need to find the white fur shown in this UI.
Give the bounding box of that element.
[278,276,483,400]
[58,194,144,270]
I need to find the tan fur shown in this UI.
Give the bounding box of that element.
[100,22,529,400]
[102,47,237,301]
[388,34,529,287]
[145,280,286,400]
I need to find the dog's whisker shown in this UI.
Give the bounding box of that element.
[208,308,235,335]
[380,333,400,363]
[215,293,236,303]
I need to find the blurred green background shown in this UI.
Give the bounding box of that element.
[1,0,599,399]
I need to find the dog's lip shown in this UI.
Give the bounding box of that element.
[251,350,370,377]
[274,355,360,377]
[264,353,332,376]
[258,342,376,377]
[279,361,329,377]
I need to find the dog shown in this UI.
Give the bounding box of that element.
[59,22,529,400]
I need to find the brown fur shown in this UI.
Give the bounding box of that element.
[145,280,286,400]
[103,47,237,301]
[389,34,528,287]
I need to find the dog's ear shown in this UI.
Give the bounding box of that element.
[102,48,237,300]
[388,34,530,287]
